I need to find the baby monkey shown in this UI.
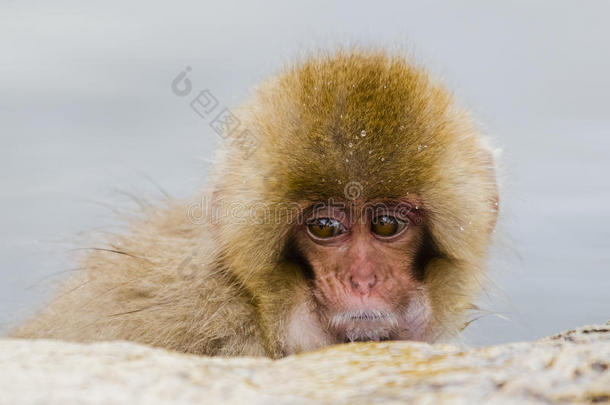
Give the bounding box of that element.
[14,49,499,358]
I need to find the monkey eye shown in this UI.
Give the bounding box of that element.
[371,215,408,237]
[307,218,347,239]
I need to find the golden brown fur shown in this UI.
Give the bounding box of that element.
[13,49,498,358]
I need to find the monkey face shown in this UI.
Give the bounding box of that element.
[294,198,432,343]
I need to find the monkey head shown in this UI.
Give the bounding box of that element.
[209,50,498,356]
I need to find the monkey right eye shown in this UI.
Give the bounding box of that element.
[306,218,347,239]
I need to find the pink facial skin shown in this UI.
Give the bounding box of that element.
[289,197,432,346]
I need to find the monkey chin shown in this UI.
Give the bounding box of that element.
[285,292,431,354]
[325,291,433,344]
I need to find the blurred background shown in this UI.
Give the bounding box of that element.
[1,1,608,345]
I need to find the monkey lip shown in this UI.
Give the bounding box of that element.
[329,309,399,342]
[345,335,392,343]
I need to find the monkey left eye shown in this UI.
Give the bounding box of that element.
[371,215,408,237]
[306,218,347,239]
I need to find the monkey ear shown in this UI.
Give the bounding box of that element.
[484,145,501,234]
[489,195,499,233]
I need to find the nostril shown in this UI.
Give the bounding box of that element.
[349,275,359,290]
[349,274,376,294]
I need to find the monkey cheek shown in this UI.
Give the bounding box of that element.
[285,300,334,355]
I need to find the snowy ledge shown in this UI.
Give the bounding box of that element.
[0,322,608,404]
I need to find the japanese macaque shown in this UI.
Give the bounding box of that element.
[13,49,499,358]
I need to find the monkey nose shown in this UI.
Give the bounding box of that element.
[349,274,377,295]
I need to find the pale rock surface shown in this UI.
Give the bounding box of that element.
[0,323,608,404]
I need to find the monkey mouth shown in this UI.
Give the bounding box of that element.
[329,309,398,343]
[343,335,392,343]
[332,309,396,323]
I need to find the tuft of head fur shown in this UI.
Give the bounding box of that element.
[13,48,498,358]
